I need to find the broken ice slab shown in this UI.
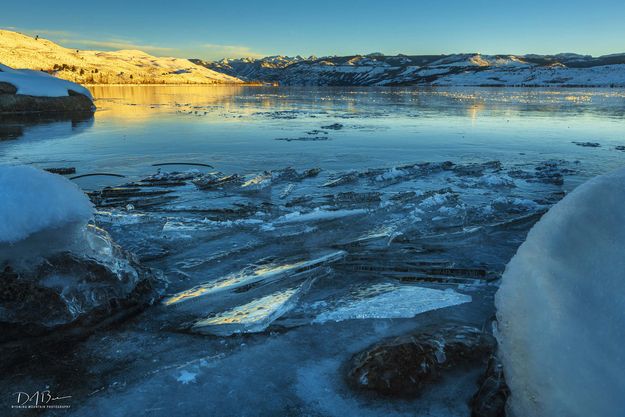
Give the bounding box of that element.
[91,187,176,208]
[452,161,502,177]
[193,173,242,190]
[189,283,310,336]
[335,252,491,284]
[240,172,273,191]
[361,161,455,186]
[273,208,368,225]
[163,250,346,306]
[313,284,471,324]
[280,183,295,199]
[324,191,381,206]
[270,167,322,183]
[322,172,359,187]
[332,226,398,249]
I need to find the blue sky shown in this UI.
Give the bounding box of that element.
[2,0,624,60]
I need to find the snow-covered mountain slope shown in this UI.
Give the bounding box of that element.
[192,55,313,84]
[196,53,625,87]
[0,30,241,85]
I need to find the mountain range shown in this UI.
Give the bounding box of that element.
[194,53,625,87]
[2,29,625,87]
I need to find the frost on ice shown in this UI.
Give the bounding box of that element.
[496,167,625,417]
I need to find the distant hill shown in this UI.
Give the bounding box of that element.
[0,30,242,85]
[194,53,625,87]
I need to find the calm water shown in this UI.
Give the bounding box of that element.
[1,86,625,417]
[1,85,625,189]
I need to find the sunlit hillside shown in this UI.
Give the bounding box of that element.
[0,30,242,85]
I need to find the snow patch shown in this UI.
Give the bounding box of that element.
[0,165,93,244]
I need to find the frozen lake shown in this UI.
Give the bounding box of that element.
[2,86,625,187]
[1,86,624,416]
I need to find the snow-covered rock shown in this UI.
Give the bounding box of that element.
[0,63,95,113]
[0,166,164,359]
[0,63,92,98]
[496,167,625,417]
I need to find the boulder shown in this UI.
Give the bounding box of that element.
[0,64,95,114]
[346,325,495,396]
[0,88,95,114]
[0,81,17,94]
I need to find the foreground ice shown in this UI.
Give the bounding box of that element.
[496,167,625,417]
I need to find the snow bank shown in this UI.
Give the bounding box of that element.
[496,167,625,417]
[0,63,92,98]
[0,165,93,245]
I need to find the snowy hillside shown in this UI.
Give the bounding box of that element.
[0,30,242,85]
[197,52,625,87]
[192,55,312,83]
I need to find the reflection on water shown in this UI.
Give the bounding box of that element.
[88,85,625,121]
[0,112,94,141]
[89,85,251,122]
[1,85,624,186]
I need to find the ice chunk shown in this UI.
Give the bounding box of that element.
[163,251,346,306]
[314,284,471,323]
[0,166,93,245]
[241,172,272,191]
[479,173,515,187]
[496,167,625,417]
[418,191,455,209]
[274,208,367,224]
[190,285,305,336]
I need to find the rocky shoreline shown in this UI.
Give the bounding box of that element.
[0,82,94,114]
